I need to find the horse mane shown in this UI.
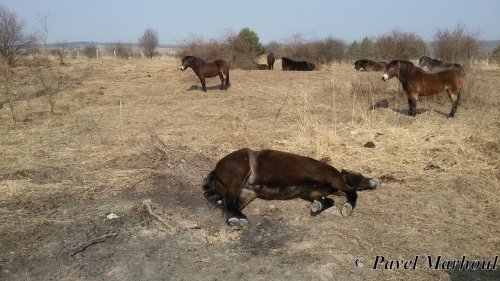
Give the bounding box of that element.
[390,60,429,74]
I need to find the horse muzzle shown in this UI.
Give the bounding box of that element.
[180,66,185,71]
[382,74,389,81]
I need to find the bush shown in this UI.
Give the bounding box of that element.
[492,45,500,64]
[178,28,266,69]
[349,37,375,60]
[281,34,347,65]
[375,30,427,60]
[432,23,480,63]
[139,28,159,59]
[179,32,347,69]
[236,27,265,56]
[0,5,27,66]
[82,44,98,58]
[108,42,132,59]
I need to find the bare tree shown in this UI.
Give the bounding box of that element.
[432,23,480,63]
[0,5,27,66]
[33,13,62,114]
[139,28,159,58]
[1,62,16,122]
[375,30,427,60]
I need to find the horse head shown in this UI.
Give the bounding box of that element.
[382,60,412,81]
[341,169,381,190]
[180,56,198,71]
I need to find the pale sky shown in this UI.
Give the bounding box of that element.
[1,0,499,44]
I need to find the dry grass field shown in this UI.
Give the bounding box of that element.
[0,56,499,281]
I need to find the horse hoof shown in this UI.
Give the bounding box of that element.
[341,203,353,216]
[369,179,381,189]
[239,218,248,226]
[311,200,323,213]
[228,217,248,227]
[227,217,240,227]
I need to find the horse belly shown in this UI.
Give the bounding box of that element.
[203,65,221,78]
[248,184,310,200]
[417,78,446,96]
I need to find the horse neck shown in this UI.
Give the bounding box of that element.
[395,62,413,80]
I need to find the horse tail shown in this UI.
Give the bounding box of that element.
[458,65,466,78]
[202,170,223,204]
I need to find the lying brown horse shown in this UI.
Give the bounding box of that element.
[202,148,381,227]
[282,57,315,71]
[180,56,230,92]
[354,59,387,72]
[382,60,464,118]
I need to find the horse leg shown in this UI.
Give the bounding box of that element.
[237,189,257,211]
[199,76,206,92]
[448,89,461,118]
[225,69,230,88]
[342,191,358,216]
[407,94,417,117]
[223,175,251,227]
[218,73,225,90]
[300,191,334,216]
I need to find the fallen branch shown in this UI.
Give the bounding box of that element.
[143,199,176,232]
[70,232,117,256]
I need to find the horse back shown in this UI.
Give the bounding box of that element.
[249,149,340,186]
[201,60,228,78]
[214,59,229,71]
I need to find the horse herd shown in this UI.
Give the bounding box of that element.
[178,54,466,227]
[180,54,465,119]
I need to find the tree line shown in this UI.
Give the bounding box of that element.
[0,4,499,68]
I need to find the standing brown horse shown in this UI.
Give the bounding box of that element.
[382,60,464,118]
[180,56,230,92]
[354,59,387,72]
[202,148,381,227]
[267,52,275,70]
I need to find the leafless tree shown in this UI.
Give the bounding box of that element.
[432,23,480,63]
[139,28,159,58]
[33,13,62,114]
[375,30,427,60]
[0,5,27,66]
[1,62,16,122]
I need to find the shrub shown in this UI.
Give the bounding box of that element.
[82,44,98,58]
[432,23,480,63]
[178,28,266,69]
[0,6,27,66]
[236,27,265,56]
[492,45,500,64]
[375,30,427,60]
[281,34,347,65]
[139,28,159,59]
[108,42,133,59]
[349,37,375,60]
